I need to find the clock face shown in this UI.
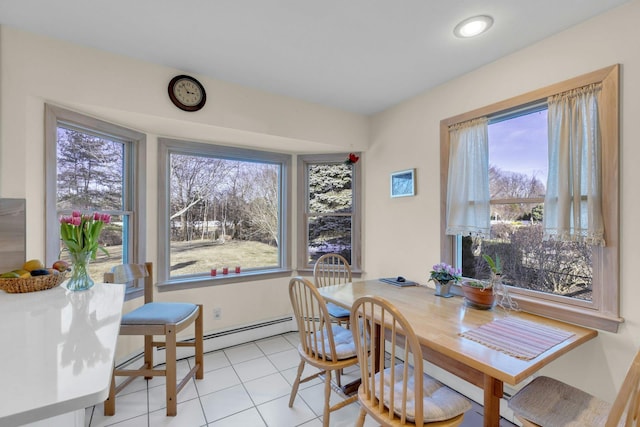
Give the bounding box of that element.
[168,75,206,111]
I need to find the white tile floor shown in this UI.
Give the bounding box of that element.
[85,332,517,427]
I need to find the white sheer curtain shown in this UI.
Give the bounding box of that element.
[544,83,605,245]
[445,117,490,237]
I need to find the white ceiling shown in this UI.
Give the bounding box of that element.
[0,0,631,115]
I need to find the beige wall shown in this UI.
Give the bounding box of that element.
[366,0,640,403]
[0,26,368,354]
[2,0,639,409]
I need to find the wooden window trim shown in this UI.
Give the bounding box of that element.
[439,65,622,332]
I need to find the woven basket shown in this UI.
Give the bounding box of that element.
[0,271,67,293]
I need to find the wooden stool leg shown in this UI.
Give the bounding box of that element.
[166,325,177,416]
[195,305,204,379]
[104,364,116,416]
[144,334,153,379]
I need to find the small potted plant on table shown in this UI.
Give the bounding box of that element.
[461,254,499,309]
[429,262,461,298]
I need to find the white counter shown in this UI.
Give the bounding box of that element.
[0,282,125,426]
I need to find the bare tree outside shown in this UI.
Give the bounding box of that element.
[168,153,281,276]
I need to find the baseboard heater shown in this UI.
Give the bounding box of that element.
[116,316,294,369]
[200,316,293,342]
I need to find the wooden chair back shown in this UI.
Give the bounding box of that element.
[606,349,640,427]
[313,253,352,288]
[351,295,426,425]
[289,276,340,363]
[104,262,153,303]
[351,295,467,427]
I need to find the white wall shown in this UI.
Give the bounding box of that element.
[366,0,640,402]
[0,26,369,355]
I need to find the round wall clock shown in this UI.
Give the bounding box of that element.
[168,75,207,111]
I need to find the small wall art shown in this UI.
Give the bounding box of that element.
[390,169,415,198]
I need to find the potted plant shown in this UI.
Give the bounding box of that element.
[461,254,499,309]
[429,262,461,298]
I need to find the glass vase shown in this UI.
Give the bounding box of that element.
[66,250,95,291]
[434,280,454,298]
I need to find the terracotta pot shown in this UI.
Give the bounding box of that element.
[461,281,495,309]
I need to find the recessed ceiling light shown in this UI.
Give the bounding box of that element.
[453,15,494,38]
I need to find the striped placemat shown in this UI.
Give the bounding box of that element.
[459,317,575,360]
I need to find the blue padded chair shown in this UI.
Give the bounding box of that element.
[313,253,353,388]
[313,253,353,327]
[103,262,203,416]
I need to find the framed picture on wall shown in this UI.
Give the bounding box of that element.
[390,169,415,198]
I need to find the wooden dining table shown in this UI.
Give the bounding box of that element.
[317,279,598,427]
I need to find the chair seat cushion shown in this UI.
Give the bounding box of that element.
[122,302,198,325]
[508,376,614,427]
[326,302,350,319]
[375,364,472,423]
[303,324,357,361]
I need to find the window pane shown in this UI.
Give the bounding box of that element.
[461,108,593,301]
[308,215,352,264]
[308,164,352,213]
[169,153,281,277]
[56,126,124,211]
[488,110,548,193]
[298,154,360,272]
[56,126,127,283]
[461,225,592,300]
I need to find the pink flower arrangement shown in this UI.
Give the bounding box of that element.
[429,262,462,284]
[59,211,111,259]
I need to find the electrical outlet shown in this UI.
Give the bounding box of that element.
[213,307,222,320]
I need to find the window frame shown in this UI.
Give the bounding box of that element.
[296,153,362,273]
[439,65,621,332]
[157,138,292,289]
[45,104,147,300]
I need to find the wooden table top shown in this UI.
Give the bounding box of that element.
[318,280,598,385]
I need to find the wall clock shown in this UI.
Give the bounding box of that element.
[168,75,207,111]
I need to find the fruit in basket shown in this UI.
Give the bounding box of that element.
[30,269,50,276]
[23,259,45,272]
[0,271,20,278]
[52,260,70,272]
[12,269,31,278]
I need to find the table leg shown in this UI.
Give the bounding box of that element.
[339,321,382,396]
[483,375,503,427]
[374,323,381,372]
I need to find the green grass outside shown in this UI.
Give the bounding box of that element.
[80,239,278,281]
